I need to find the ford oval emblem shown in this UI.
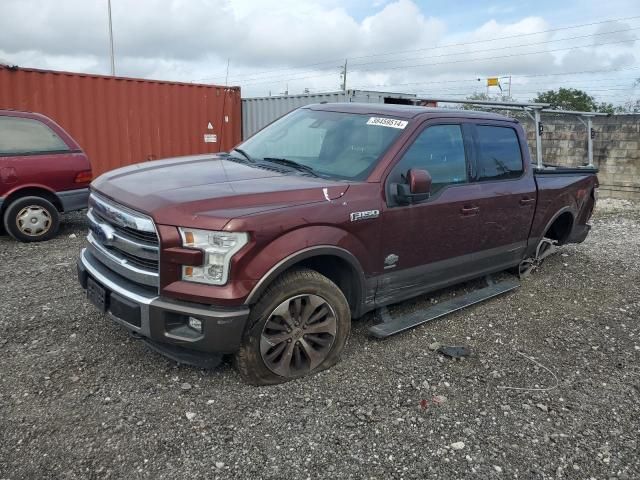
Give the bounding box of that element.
[93,222,115,245]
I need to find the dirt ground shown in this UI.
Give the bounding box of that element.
[1,199,639,479]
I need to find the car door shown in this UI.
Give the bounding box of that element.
[377,121,488,306]
[468,122,537,271]
[0,115,20,195]
[0,114,74,194]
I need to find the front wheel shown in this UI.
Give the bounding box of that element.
[235,269,351,385]
[3,196,60,242]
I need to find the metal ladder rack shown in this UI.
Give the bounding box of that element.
[414,97,610,169]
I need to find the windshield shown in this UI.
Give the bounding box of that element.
[237,108,408,180]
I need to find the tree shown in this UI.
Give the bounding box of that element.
[532,88,599,112]
[595,102,616,114]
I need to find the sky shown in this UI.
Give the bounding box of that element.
[1,0,639,105]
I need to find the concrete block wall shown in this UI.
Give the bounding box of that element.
[510,113,640,200]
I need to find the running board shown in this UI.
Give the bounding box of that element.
[368,276,520,339]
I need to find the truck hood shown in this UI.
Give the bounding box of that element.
[92,154,350,230]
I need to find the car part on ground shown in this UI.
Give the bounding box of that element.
[437,345,471,358]
[518,238,558,279]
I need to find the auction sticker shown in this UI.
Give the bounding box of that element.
[366,117,408,129]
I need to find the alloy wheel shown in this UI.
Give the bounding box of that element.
[260,294,337,377]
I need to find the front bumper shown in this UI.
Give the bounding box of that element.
[77,248,250,363]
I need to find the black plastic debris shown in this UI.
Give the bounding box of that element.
[437,345,471,358]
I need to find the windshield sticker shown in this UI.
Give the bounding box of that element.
[366,117,408,129]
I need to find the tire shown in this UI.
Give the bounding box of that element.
[3,196,60,242]
[235,268,351,385]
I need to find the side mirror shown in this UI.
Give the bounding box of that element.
[396,168,432,204]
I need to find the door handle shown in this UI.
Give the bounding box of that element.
[519,197,535,206]
[460,205,480,215]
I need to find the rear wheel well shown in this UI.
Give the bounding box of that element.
[545,212,574,244]
[284,255,361,315]
[2,188,62,215]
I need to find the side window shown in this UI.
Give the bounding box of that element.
[392,124,467,194]
[476,126,523,181]
[0,116,69,155]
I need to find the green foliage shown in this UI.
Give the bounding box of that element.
[532,88,599,112]
[595,102,616,114]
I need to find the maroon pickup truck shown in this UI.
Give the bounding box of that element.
[77,103,597,384]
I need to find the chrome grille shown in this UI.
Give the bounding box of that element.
[109,223,158,244]
[86,193,159,288]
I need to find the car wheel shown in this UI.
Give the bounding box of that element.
[3,196,60,242]
[235,268,351,385]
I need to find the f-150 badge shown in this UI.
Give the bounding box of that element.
[350,210,380,222]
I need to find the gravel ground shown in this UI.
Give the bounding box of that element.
[1,201,639,479]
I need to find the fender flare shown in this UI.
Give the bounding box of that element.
[530,206,575,252]
[244,245,367,307]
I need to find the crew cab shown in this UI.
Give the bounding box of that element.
[0,110,92,241]
[77,103,597,385]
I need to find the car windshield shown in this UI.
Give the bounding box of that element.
[237,108,408,180]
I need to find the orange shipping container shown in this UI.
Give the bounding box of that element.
[0,66,241,176]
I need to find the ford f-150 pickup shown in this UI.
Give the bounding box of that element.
[77,103,597,385]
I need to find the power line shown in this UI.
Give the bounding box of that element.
[238,38,638,87]
[410,91,634,99]
[197,14,640,83]
[345,15,640,62]
[347,66,640,91]
[348,26,640,69]
[237,27,640,85]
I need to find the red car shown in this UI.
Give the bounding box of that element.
[0,110,92,241]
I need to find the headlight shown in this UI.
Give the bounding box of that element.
[178,228,248,285]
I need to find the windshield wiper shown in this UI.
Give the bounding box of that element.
[230,148,254,162]
[261,157,319,177]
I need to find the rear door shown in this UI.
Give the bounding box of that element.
[468,122,537,270]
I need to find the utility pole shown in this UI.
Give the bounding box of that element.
[341,59,348,91]
[107,0,115,76]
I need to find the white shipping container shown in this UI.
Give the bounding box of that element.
[241,90,418,139]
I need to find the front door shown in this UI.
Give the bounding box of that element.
[377,122,487,306]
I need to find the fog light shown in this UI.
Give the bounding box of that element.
[188,317,203,333]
